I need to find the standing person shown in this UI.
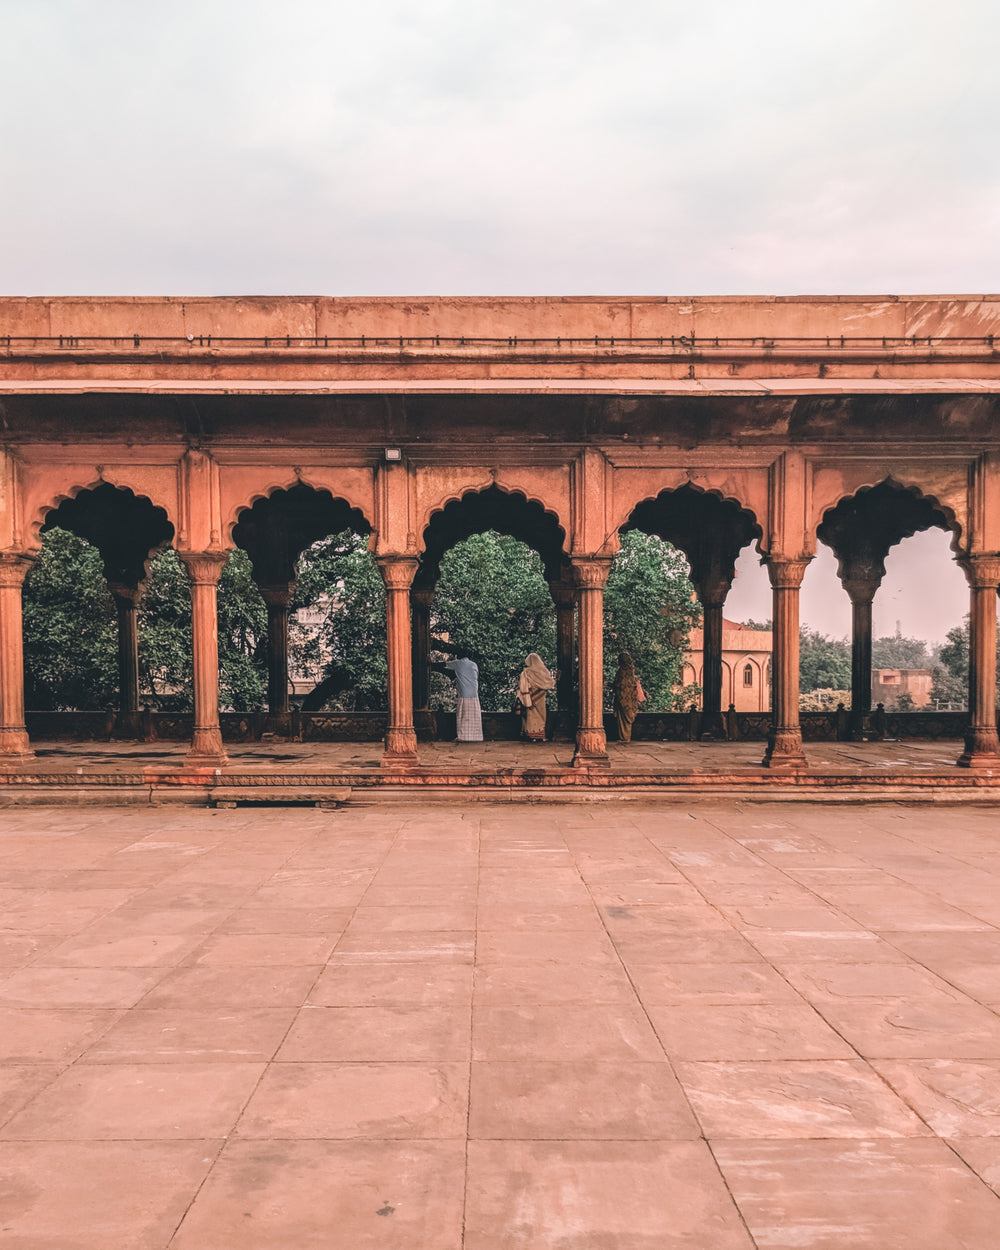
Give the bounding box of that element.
[431,650,483,742]
[518,652,556,742]
[613,651,642,744]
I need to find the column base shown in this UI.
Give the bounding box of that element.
[112,711,142,740]
[957,728,1000,769]
[762,730,808,771]
[0,727,34,762]
[572,727,610,769]
[382,727,419,770]
[186,727,228,769]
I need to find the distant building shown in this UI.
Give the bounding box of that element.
[872,668,933,709]
[681,619,772,712]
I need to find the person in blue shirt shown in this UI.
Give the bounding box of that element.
[431,649,484,742]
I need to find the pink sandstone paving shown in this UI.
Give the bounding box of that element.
[0,801,1000,1245]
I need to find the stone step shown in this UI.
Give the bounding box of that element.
[209,785,351,809]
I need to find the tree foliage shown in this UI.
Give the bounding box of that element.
[430,532,555,710]
[604,530,701,710]
[799,627,852,694]
[871,634,931,669]
[23,528,118,710]
[290,531,387,710]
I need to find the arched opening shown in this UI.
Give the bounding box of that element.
[817,479,959,738]
[27,484,174,735]
[231,485,373,729]
[416,485,568,740]
[622,484,763,735]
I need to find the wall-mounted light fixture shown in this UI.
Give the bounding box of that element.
[384,448,402,462]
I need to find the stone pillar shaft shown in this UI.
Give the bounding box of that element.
[411,589,433,711]
[0,554,34,761]
[549,577,577,717]
[260,585,294,716]
[849,593,874,739]
[108,583,142,738]
[179,553,228,766]
[763,559,809,771]
[379,558,419,768]
[571,559,610,768]
[958,556,1000,768]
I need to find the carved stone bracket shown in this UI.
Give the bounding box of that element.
[0,553,34,589]
[764,557,810,590]
[178,551,228,586]
[960,554,1000,591]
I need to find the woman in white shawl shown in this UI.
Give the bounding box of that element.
[518,653,556,742]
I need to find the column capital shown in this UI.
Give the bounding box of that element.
[377,556,419,591]
[548,577,576,608]
[571,557,612,591]
[177,551,228,586]
[764,557,811,590]
[0,553,34,589]
[107,582,144,608]
[959,554,1000,591]
[410,586,435,609]
[259,582,296,609]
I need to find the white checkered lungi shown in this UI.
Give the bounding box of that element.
[455,697,483,742]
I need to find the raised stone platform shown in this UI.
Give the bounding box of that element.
[1,739,998,805]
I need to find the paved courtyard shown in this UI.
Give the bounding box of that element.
[3,800,1000,1247]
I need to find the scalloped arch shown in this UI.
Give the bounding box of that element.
[226,472,374,537]
[619,479,763,548]
[419,476,568,545]
[818,474,963,556]
[31,474,177,549]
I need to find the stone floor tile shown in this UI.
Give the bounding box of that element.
[0,1064,62,1128]
[719,903,865,932]
[745,929,911,964]
[170,1139,466,1249]
[873,1059,1000,1135]
[0,1007,118,1063]
[308,961,473,1007]
[188,933,338,965]
[779,960,969,1002]
[476,930,621,967]
[473,962,636,1005]
[469,1060,701,1140]
[214,905,355,934]
[82,1007,297,1062]
[330,930,475,963]
[814,999,1000,1059]
[34,931,199,969]
[475,903,599,930]
[627,961,803,1005]
[0,933,61,970]
[473,1003,663,1061]
[0,1140,220,1250]
[713,1138,1000,1248]
[0,966,163,1008]
[646,1002,856,1060]
[676,1059,931,1138]
[464,1140,755,1249]
[235,1061,468,1138]
[343,903,478,932]
[0,1061,265,1139]
[616,930,767,964]
[140,964,322,1009]
[277,1004,472,1061]
[945,1137,1000,1195]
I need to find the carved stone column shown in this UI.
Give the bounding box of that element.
[571,558,611,769]
[178,552,228,767]
[379,557,420,768]
[844,580,877,741]
[410,587,434,711]
[698,586,728,738]
[259,583,294,719]
[762,558,810,771]
[958,554,1000,768]
[0,554,34,762]
[548,574,577,721]
[108,582,142,739]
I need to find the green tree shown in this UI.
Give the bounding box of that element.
[290,530,387,710]
[929,619,973,707]
[604,530,701,710]
[138,548,192,709]
[871,634,931,669]
[430,532,556,710]
[799,627,852,693]
[23,528,118,710]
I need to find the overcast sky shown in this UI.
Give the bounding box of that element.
[1,1,992,638]
[2,0,996,295]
